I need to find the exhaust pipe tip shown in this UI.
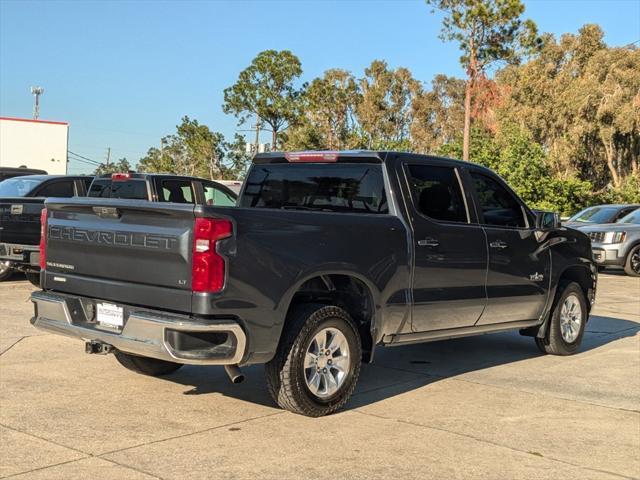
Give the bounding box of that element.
[224,364,245,384]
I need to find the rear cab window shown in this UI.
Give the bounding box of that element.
[88,179,148,200]
[239,163,388,214]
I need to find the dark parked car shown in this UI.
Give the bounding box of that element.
[30,151,596,416]
[564,204,639,228]
[0,175,93,283]
[0,166,48,182]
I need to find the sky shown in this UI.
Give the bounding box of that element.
[1,0,639,175]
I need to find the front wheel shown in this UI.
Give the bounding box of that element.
[624,245,640,277]
[265,304,362,417]
[536,281,587,356]
[0,261,12,281]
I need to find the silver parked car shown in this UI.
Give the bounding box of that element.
[564,204,639,228]
[577,208,640,277]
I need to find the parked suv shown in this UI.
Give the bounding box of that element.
[30,151,596,416]
[578,208,640,276]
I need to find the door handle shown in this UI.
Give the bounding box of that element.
[418,238,440,247]
[490,240,508,249]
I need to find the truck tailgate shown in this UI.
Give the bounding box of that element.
[0,198,44,245]
[42,198,196,312]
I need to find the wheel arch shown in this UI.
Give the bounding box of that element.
[278,271,380,363]
[558,264,596,312]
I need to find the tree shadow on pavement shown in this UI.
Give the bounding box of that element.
[162,314,639,411]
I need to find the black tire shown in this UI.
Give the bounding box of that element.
[535,281,587,356]
[265,304,362,417]
[624,244,640,277]
[25,271,41,287]
[114,351,183,376]
[0,261,12,281]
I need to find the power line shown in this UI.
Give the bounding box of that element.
[67,150,101,165]
[68,157,98,167]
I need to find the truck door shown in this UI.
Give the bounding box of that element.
[466,170,550,325]
[401,160,488,332]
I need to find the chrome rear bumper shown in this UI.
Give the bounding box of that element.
[30,290,246,365]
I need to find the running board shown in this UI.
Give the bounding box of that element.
[384,319,542,346]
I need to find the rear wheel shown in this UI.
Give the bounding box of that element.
[114,351,183,376]
[0,261,12,281]
[624,245,640,277]
[25,271,40,287]
[536,282,587,355]
[265,304,362,417]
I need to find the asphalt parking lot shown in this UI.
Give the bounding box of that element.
[1,272,638,480]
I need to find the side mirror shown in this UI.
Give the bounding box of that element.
[535,211,561,231]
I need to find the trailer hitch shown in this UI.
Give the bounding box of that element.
[85,341,114,355]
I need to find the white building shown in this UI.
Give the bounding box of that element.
[0,116,69,174]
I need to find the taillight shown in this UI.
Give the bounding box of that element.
[111,173,131,181]
[192,218,232,292]
[39,208,47,269]
[284,151,338,163]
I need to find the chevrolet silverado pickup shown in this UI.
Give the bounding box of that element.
[0,175,92,283]
[30,151,597,417]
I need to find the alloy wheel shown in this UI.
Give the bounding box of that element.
[559,294,582,343]
[303,327,350,398]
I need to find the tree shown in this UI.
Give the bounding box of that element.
[138,118,252,180]
[426,0,539,161]
[223,50,303,149]
[356,60,422,150]
[138,116,225,179]
[93,157,132,175]
[285,69,360,150]
[497,25,639,188]
[439,125,593,215]
[221,134,252,180]
[411,74,466,153]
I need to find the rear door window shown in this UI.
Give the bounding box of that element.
[406,165,468,223]
[160,179,195,204]
[240,164,388,214]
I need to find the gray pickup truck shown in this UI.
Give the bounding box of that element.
[30,151,596,416]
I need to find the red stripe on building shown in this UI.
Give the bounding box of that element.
[0,116,68,126]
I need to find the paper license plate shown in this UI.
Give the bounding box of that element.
[97,303,124,329]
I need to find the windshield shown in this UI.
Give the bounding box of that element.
[616,209,640,224]
[0,177,44,197]
[569,206,618,223]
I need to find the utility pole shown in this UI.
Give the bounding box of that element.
[31,86,44,120]
[254,114,261,154]
[105,147,111,167]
